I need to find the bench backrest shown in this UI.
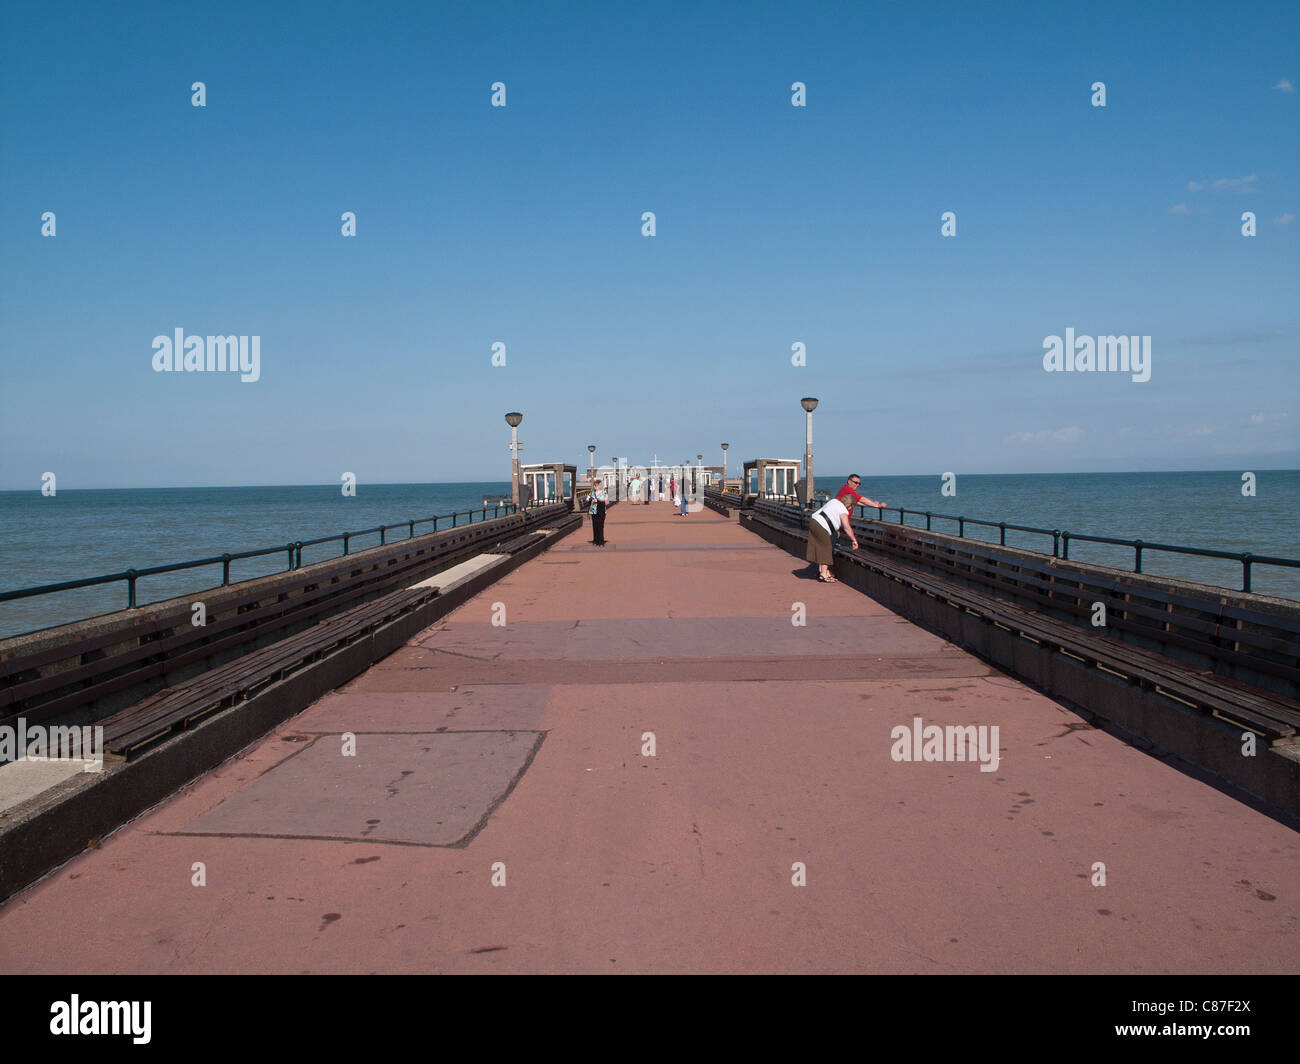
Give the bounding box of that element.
[0,505,568,729]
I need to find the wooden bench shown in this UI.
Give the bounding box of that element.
[1,506,569,732]
[854,519,1300,694]
[99,512,585,758]
[703,492,732,517]
[100,584,440,757]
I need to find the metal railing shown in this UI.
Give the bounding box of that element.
[0,502,526,613]
[757,499,1300,594]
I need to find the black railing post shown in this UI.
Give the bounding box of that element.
[958,516,965,538]
[999,522,1006,546]
[285,543,294,570]
[409,520,415,539]
[295,541,303,568]
[433,516,439,531]
[1062,532,1070,560]
[452,512,458,527]
[925,511,932,530]
[126,570,137,609]
[1052,530,1061,558]
[222,554,232,585]
[1134,540,1143,574]
[380,525,386,545]
[1242,553,1252,593]
[343,533,350,555]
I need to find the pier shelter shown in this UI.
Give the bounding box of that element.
[521,463,578,511]
[742,458,801,506]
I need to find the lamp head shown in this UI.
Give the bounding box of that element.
[505,412,523,428]
[800,397,819,413]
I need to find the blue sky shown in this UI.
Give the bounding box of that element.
[1,0,1296,488]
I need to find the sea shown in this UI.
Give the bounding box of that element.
[0,471,1296,639]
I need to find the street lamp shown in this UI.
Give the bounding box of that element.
[587,444,596,484]
[800,398,819,508]
[697,454,704,491]
[721,443,729,492]
[505,412,523,508]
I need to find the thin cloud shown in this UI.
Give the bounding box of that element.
[1168,203,1191,214]
[1273,212,1296,225]
[1211,174,1259,193]
[1003,426,1085,445]
[1181,328,1285,347]
[1183,175,1261,196]
[1276,78,1294,93]
[1249,412,1289,425]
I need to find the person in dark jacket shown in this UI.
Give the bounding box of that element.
[588,480,609,546]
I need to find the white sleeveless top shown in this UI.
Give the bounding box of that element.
[812,498,848,535]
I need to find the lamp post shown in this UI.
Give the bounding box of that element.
[587,444,596,484]
[697,454,704,491]
[800,397,819,508]
[505,412,523,508]
[721,443,729,492]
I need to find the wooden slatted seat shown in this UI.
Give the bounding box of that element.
[97,513,585,759]
[0,508,564,732]
[860,524,1300,681]
[100,584,439,758]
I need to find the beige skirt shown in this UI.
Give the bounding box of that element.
[806,520,834,565]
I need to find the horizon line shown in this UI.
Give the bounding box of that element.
[2,466,1299,492]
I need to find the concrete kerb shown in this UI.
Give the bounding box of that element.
[0,519,579,906]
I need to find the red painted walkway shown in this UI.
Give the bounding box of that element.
[0,502,1295,973]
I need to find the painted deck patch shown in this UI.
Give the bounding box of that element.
[178,731,542,846]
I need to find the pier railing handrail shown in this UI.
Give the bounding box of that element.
[0,501,532,611]
[754,499,1300,594]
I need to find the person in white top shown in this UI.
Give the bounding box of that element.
[806,497,858,582]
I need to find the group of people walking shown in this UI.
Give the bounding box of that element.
[585,470,697,545]
[622,472,692,507]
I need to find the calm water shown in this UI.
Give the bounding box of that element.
[0,472,1296,639]
[813,470,1299,602]
[0,482,515,639]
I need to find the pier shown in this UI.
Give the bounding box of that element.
[0,499,1296,973]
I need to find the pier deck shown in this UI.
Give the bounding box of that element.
[0,503,1295,973]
